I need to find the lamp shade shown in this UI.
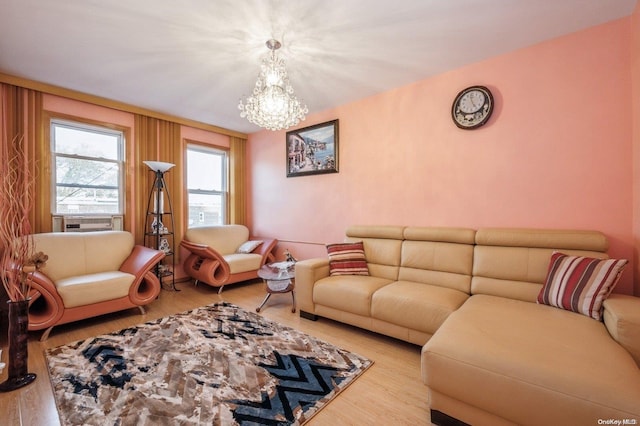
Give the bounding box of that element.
[143,161,175,173]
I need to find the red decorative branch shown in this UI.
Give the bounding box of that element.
[0,135,44,301]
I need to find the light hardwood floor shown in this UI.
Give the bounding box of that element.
[0,280,432,425]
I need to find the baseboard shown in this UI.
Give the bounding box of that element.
[300,310,318,321]
[431,410,469,426]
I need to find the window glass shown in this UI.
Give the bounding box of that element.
[187,145,227,227]
[187,149,224,192]
[51,120,124,215]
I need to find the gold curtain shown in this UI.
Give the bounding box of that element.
[27,90,46,233]
[0,84,44,233]
[158,120,183,261]
[229,136,247,225]
[134,116,183,259]
[133,115,158,245]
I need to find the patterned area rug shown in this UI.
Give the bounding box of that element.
[45,302,372,425]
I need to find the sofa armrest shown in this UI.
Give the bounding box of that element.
[129,271,162,305]
[180,240,231,285]
[603,294,640,367]
[27,271,64,331]
[119,245,165,276]
[295,258,330,315]
[120,245,164,306]
[253,238,278,265]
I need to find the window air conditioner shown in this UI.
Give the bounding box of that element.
[52,215,124,232]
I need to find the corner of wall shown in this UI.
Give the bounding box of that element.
[632,2,640,296]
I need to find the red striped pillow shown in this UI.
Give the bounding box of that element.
[537,252,628,320]
[326,242,369,276]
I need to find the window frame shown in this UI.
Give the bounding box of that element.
[50,118,125,215]
[186,143,229,227]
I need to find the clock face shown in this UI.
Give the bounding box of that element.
[452,86,494,129]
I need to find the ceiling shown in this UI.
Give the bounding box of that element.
[0,0,636,134]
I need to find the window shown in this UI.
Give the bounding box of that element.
[51,119,124,215]
[187,145,228,226]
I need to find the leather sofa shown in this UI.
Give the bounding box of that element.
[181,225,277,293]
[26,231,165,340]
[297,225,476,344]
[295,225,640,425]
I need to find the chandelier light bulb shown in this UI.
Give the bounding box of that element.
[264,69,281,87]
[238,39,308,131]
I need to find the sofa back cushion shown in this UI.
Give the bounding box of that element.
[398,227,476,293]
[345,225,404,280]
[184,225,249,255]
[472,228,609,302]
[32,231,134,282]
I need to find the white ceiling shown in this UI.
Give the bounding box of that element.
[0,0,636,134]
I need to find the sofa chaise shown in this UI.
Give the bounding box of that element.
[295,225,640,425]
[26,231,165,340]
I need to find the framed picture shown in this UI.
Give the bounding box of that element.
[286,119,339,177]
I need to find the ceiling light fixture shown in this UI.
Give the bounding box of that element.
[238,39,308,131]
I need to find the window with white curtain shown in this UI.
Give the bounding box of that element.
[186,144,228,227]
[51,119,124,215]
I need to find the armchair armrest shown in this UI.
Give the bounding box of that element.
[26,271,64,331]
[252,238,278,265]
[129,271,162,305]
[120,245,164,305]
[119,245,165,277]
[295,257,330,315]
[603,294,640,367]
[180,240,231,285]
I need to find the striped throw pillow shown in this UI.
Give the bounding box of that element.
[326,242,369,276]
[537,252,628,320]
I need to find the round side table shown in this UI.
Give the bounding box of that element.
[256,262,296,313]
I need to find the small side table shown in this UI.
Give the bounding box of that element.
[256,262,296,313]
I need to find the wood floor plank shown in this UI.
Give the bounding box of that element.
[0,280,432,425]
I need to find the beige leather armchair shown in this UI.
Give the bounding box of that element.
[26,231,164,340]
[181,225,277,293]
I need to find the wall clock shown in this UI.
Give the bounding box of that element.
[451,85,494,130]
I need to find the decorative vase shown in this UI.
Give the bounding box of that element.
[0,299,36,392]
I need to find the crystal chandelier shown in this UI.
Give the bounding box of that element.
[238,39,308,131]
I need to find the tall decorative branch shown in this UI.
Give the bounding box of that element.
[0,135,45,301]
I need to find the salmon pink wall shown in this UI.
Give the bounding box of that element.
[632,1,640,295]
[248,18,637,295]
[44,94,135,128]
[181,126,230,148]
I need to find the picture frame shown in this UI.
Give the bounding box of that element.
[286,119,339,177]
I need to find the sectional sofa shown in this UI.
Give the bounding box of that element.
[295,225,640,425]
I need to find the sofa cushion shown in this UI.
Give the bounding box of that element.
[537,252,628,320]
[184,225,249,255]
[313,275,393,317]
[371,281,468,335]
[399,240,473,293]
[471,228,610,302]
[33,231,134,281]
[326,242,369,276]
[56,271,135,308]
[422,295,640,424]
[222,253,263,274]
[345,225,404,280]
[83,231,136,273]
